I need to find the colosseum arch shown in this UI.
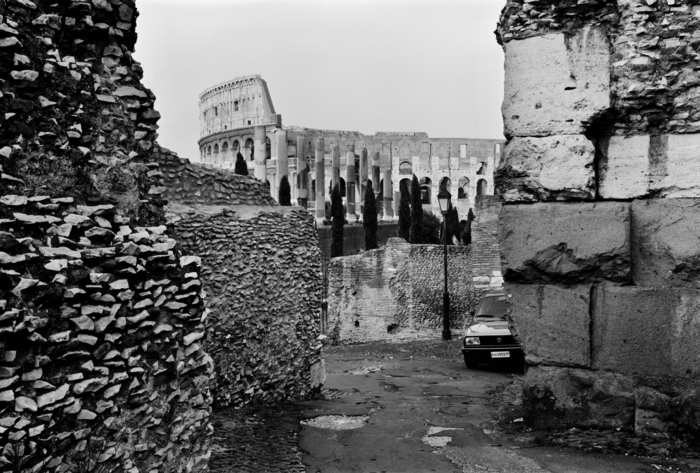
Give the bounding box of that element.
[477,160,487,175]
[439,176,451,192]
[420,176,432,204]
[400,178,411,196]
[232,140,240,155]
[244,138,254,160]
[477,178,488,196]
[265,137,271,160]
[399,161,412,175]
[458,177,470,200]
[329,178,346,198]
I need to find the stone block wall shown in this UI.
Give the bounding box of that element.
[497,0,700,441]
[169,206,323,408]
[471,196,502,291]
[327,238,474,344]
[0,196,211,472]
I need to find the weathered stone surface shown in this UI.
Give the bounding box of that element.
[631,199,700,288]
[523,365,634,429]
[599,135,700,199]
[502,27,610,138]
[496,135,596,202]
[499,203,631,284]
[592,286,700,378]
[506,284,590,368]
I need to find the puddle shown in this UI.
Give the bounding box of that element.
[300,415,370,430]
[421,427,464,448]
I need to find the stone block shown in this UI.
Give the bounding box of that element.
[599,134,700,199]
[631,199,700,288]
[523,366,634,429]
[502,27,610,137]
[592,286,700,378]
[497,135,596,202]
[499,202,631,284]
[507,284,590,368]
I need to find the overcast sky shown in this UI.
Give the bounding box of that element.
[134,0,505,162]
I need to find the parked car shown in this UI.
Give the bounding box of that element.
[461,288,524,371]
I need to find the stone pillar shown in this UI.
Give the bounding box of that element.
[296,135,308,208]
[276,129,288,190]
[496,1,700,438]
[331,144,341,193]
[315,138,325,223]
[372,151,381,215]
[382,170,393,220]
[346,145,356,223]
[254,126,267,183]
[359,148,368,214]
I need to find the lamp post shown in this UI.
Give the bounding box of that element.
[437,188,452,341]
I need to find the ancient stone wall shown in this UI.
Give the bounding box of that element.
[0,0,213,471]
[327,238,474,344]
[497,0,700,441]
[168,204,323,408]
[0,196,212,472]
[317,223,399,257]
[471,196,502,292]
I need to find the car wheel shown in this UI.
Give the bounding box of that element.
[464,354,477,369]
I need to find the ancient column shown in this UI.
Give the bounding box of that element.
[372,151,382,214]
[383,170,393,220]
[254,126,267,183]
[315,138,325,222]
[359,148,368,214]
[276,129,288,191]
[346,145,356,222]
[296,135,308,208]
[331,144,341,193]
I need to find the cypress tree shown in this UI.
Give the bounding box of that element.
[330,184,344,257]
[441,206,460,245]
[234,151,249,176]
[278,175,291,206]
[461,208,475,245]
[363,183,378,251]
[397,180,411,242]
[410,174,423,244]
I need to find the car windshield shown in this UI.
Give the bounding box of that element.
[475,295,507,319]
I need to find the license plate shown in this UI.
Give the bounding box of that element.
[491,351,510,358]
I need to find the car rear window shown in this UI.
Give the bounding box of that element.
[475,295,507,317]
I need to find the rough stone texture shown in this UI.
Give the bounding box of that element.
[523,366,635,430]
[496,136,596,202]
[169,206,323,408]
[592,285,700,379]
[471,196,503,291]
[0,196,212,472]
[506,284,591,368]
[631,199,700,288]
[501,28,610,138]
[0,0,166,225]
[327,238,474,344]
[499,203,631,284]
[156,145,277,207]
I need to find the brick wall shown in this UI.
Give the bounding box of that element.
[327,238,476,343]
[471,196,502,291]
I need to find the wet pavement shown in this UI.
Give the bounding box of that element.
[211,339,700,473]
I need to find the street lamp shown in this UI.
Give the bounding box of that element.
[437,187,452,341]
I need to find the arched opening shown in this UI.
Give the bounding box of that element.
[232,140,240,154]
[311,179,315,196]
[245,138,254,161]
[399,161,412,175]
[265,137,271,160]
[400,178,411,196]
[477,179,487,196]
[214,144,219,154]
[458,177,470,200]
[222,142,229,152]
[477,161,487,175]
[439,177,451,192]
[420,176,431,205]
[207,146,212,155]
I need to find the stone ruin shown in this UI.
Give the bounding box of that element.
[497,0,700,441]
[0,0,323,471]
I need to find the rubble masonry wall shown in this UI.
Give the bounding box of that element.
[327,238,475,344]
[497,0,700,440]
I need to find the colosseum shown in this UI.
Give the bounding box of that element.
[198,75,504,220]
